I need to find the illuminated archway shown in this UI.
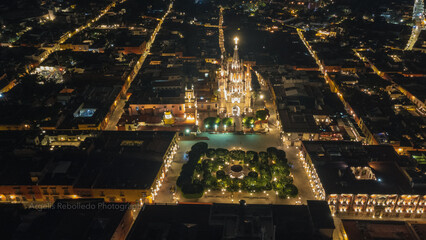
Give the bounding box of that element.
[232,106,240,116]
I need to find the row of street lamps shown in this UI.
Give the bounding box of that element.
[147,3,176,202]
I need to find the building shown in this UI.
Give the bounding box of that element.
[342,220,426,240]
[0,199,134,240]
[72,131,179,203]
[218,37,252,116]
[126,200,335,240]
[300,141,426,218]
[0,50,137,131]
[123,84,197,130]
[269,70,355,146]
[184,84,197,121]
[0,131,179,204]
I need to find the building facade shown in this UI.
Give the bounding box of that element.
[299,141,426,218]
[218,37,252,116]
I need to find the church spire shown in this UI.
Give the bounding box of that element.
[232,37,239,68]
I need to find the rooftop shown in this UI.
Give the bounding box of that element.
[74,131,176,189]
[126,201,334,240]
[302,141,414,195]
[342,220,426,240]
[0,199,129,240]
[279,109,320,133]
[0,130,175,190]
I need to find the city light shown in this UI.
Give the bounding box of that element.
[0,0,424,233]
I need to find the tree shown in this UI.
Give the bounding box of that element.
[255,109,269,121]
[202,159,213,172]
[216,157,225,165]
[246,151,257,161]
[281,176,293,185]
[282,167,290,177]
[212,157,224,172]
[203,175,216,187]
[244,176,259,191]
[178,165,195,188]
[267,147,278,161]
[203,174,219,190]
[259,167,272,181]
[265,182,272,191]
[206,148,216,158]
[181,183,204,199]
[276,150,287,164]
[272,180,285,191]
[216,170,226,179]
[187,151,203,167]
[204,117,221,129]
[191,142,208,153]
[216,148,229,157]
[176,175,190,188]
[227,180,239,192]
[278,189,288,199]
[194,163,203,174]
[271,163,290,178]
[285,184,298,198]
[230,150,245,160]
[179,163,194,180]
[242,117,255,128]
[248,171,259,179]
[222,117,234,127]
[177,143,208,198]
[259,151,268,164]
[178,146,295,199]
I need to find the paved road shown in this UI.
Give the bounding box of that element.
[219,7,225,56]
[105,99,126,130]
[1,0,125,94]
[286,145,315,203]
[103,1,174,130]
[333,217,347,240]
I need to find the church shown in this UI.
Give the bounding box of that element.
[218,37,252,116]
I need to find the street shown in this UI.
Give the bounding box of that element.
[103,1,174,129]
[105,99,125,130]
[1,0,126,94]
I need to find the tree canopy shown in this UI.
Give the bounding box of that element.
[177,144,298,199]
[255,109,269,121]
[203,117,221,129]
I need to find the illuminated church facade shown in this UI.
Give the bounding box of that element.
[218,37,252,116]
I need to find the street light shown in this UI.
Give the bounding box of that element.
[214,124,218,131]
[260,94,264,99]
[185,129,190,134]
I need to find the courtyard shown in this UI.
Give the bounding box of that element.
[155,131,315,205]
